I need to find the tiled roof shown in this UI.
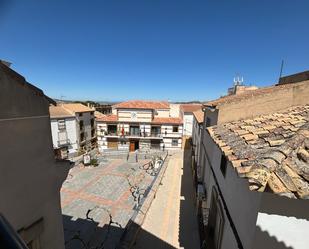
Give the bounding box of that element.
[62,103,94,113]
[208,105,309,199]
[94,111,104,118]
[193,109,204,123]
[152,117,183,124]
[113,100,169,109]
[49,105,74,118]
[206,81,308,107]
[180,104,202,113]
[96,114,118,122]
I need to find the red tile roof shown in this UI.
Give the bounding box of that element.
[49,105,74,118]
[152,117,182,124]
[113,100,169,109]
[96,114,118,122]
[193,109,204,123]
[180,104,202,113]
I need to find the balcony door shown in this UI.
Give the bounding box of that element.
[130,126,140,136]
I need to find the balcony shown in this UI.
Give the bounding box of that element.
[58,138,70,147]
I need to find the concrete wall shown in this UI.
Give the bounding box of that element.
[217,81,309,124]
[118,109,153,122]
[0,65,69,249]
[169,104,181,117]
[156,109,170,117]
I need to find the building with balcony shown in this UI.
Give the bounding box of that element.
[96,100,183,151]
[50,103,96,158]
[0,60,70,249]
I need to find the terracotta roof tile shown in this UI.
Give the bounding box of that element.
[152,117,182,125]
[208,105,309,199]
[49,105,74,118]
[180,104,202,113]
[193,109,204,123]
[96,114,118,122]
[114,100,169,109]
[62,103,94,113]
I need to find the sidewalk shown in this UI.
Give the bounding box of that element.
[133,150,200,249]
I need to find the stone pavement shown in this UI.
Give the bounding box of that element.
[61,158,157,249]
[133,150,200,249]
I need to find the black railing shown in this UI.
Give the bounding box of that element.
[0,214,29,249]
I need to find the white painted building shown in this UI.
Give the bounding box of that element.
[96,100,183,152]
[191,109,204,182]
[49,103,96,158]
[0,61,70,249]
[180,104,202,136]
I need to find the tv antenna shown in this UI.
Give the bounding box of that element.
[233,75,244,86]
[278,59,284,83]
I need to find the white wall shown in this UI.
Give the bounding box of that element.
[183,113,194,136]
[50,118,78,154]
[255,213,309,249]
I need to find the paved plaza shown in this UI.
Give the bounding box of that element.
[61,157,158,249]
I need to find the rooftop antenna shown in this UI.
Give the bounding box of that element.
[278,59,284,83]
[233,75,244,86]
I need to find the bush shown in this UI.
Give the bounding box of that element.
[90,158,98,166]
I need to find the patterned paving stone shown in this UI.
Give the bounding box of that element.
[84,175,129,201]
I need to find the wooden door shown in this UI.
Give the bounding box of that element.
[130,141,135,152]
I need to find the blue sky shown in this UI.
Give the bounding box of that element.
[1,0,309,102]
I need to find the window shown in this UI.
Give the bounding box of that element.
[91,128,95,137]
[79,120,84,130]
[208,188,224,249]
[79,113,83,117]
[80,132,85,142]
[90,111,94,115]
[220,154,227,177]
[57,119,66,130]
[172,139,178,147]
[91,118,95,128]
[172,126,179,132]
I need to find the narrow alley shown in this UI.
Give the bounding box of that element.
[133,149,200,249]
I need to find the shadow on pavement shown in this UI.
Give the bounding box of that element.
[178,141,200,249]
[63,214,177,249]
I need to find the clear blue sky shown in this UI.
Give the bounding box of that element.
[1,0,309,102]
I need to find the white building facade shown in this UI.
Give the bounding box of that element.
[96,101,183,152]
[181,104,202,136]
[50,104,96,158]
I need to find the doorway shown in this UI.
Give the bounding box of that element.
[130,140,139,151]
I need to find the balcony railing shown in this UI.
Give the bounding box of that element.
[58,139,70,146]
[100,130,163,138]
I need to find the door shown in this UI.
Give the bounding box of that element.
[130,141,135,152]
